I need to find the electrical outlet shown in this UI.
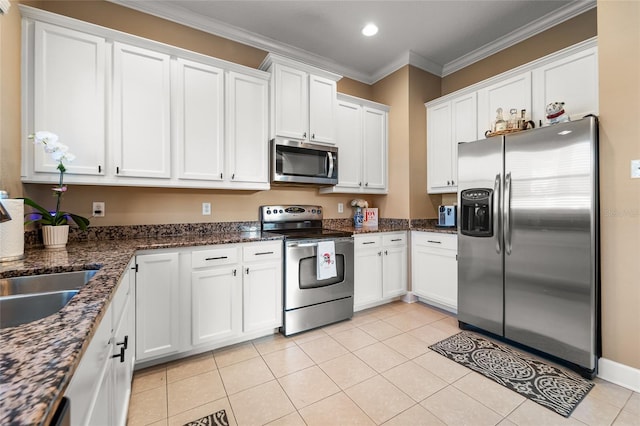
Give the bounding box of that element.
[338,202,344,213]
[632,159,640,178]
[92,202,105,217]
[202,202,211,215]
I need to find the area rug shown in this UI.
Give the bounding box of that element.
[429,331,594,417]
[184,409,229,426]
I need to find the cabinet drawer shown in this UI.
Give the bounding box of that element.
[413,231,457,251]
[382,232,406,246]
[243,242,282,263]
[354,235,382,249]
[192,246,239,268]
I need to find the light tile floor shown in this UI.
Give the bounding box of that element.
[127,301,639,426]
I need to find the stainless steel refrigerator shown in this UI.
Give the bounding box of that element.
[457,116,599,378]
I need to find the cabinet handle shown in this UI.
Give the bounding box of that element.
[98,165,102,173]
[254,251,274,256]
[232,173,235,180]
[205,256,227,261]
[446,180,450,185]
[116,335,129,350]
[359,182,362,186]
[391,239,402,242]
[362,241,376,245]
[303,132,307,138]
[233,269,237,276]
[246,267,249,274]
[116,166,120,174]
[452,180,455,185]
[365,182,369,187]
[378,251,382,256]
[384,250,388,255]
[312,133,315,139]
[427,240,442,244]
[220,173,223,179]
[112,347,125,363]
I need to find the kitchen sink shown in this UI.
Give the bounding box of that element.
[0,270,99,329]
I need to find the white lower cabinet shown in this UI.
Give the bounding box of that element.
[135,252,180,361]
[64,260,135,426]
[354,232,407,311]
[134,241,282,365]
[411,231,458,313]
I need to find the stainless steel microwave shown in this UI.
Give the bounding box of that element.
[271,138,338,186]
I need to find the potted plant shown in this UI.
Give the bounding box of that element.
[23,131,90,249]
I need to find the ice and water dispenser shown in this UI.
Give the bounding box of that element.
[460,189,493,237]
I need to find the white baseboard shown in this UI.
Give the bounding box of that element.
[598,357,640,392]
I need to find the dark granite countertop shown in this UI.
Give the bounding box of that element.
[0,231,282,425]
[411,226,458,235]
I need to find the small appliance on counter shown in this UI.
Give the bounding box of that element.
[438,205,456,227]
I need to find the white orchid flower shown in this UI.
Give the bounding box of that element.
[30,131,59,146]
[51,150,76,164]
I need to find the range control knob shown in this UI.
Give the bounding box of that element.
[266,210,271,215]
[317,209,322,215]
[279,209,284,213]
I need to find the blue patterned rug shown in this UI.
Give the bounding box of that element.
[429,331,594,417]
[184,409,229,426]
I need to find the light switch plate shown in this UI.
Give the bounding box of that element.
[631,159,640,178]
[92,202,105,217]
[202,202,211,215]
[338,202,344,213]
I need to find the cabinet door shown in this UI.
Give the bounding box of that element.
[532,47,598,123]
[33,22,106,175]
[175,58,224,181]
[334,100,363,190]
[191,267,242,346]
[243,261,283,333]
[136,252,179,360]
[112,291,133,426]
[354,247,383,308]
[477,71,531,138]
[383,245,407,299]
[412,243,458,312]
[112,42,171,178]
[274,64,308,140]
[451,92,477,189]
[226,71,269,184]
[362,107,387,191]
[309,75,337,144]
[427,101,453,193]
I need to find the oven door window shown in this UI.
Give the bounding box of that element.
[298,254,345,288]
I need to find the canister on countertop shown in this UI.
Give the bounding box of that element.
[0,190,25,262]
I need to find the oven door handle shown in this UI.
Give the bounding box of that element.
[287,238,352,248]
[287,242,318,248]
[327,152,334,178]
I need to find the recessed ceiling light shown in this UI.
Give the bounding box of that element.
[362,23,378,37]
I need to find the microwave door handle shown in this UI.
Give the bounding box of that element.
[327,152,334,178]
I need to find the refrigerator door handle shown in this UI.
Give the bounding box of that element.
[504,171,512,255]
[494,173,502,254]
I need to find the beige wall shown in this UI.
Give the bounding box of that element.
[371,67,410,219]
[442,8,597,95]
[597,0,640,370]
[408,66,443,219]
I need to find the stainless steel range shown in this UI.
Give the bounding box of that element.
[260,205,354,336]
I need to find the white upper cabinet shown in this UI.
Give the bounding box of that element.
[426,39,597,195]
[427,92,476,194]
[320,94,389,194]
[225,71,269,185]
[531,46,598,123]
[175,58,225,182]
[21,8,270,190]
[477,71,532,138]
[32,22,106,176]
[308,75,337,144]
[261,54,341,145]
[112,42,171,179]
[362,107,387,190]
[273,65,308,140]
[427,101,453,193]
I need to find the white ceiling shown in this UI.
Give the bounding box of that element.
[109,0,596,84]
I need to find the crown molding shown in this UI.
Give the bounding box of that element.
[441,0,596,76]
[108,0,596,84]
